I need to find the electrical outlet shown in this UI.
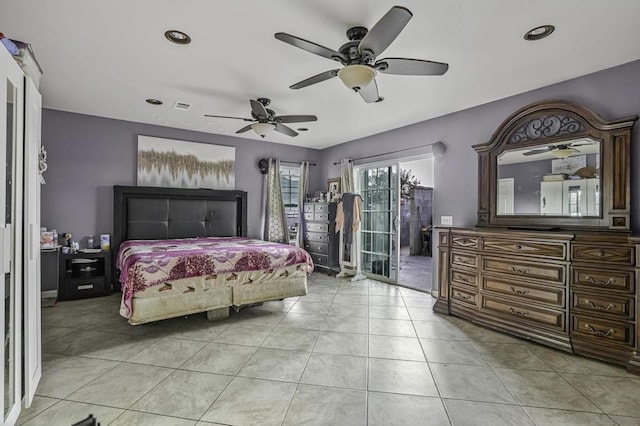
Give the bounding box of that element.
[441,215,453,226]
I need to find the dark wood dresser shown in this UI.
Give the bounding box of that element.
[302,202,339,273]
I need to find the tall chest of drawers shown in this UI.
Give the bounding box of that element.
[435,227,640,373]
[303,202,339,273]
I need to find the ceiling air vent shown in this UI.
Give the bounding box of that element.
[173,101,191,111]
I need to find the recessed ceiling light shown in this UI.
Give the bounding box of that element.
[165,30,191,45]
[297,128,309,132]
[524,25,555,41]
[146,98,163,105]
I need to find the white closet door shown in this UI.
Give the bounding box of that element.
[23,76,42,408]
[0,46,25,426]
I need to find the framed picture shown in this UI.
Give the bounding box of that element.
[327,177,341,196]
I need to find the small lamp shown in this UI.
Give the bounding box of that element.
[251,122,275,138]
[337,65,376,92]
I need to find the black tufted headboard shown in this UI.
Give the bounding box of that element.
[112,185,248,288]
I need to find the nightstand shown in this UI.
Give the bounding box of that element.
[57,251,112,300]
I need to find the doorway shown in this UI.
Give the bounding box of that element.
[354,155,434,292]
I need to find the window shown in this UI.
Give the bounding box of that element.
[280,166,300,229]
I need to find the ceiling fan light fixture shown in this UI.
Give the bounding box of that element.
[337,65,376,92]
[251,122,275,138]
[552,147,576,159]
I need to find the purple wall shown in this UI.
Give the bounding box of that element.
[40,110,321,242]
[322,59,640,292]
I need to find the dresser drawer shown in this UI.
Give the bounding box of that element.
[571,267,634,293]
[451,285,478,307]
[571,315,634,347]
[571,291,634,320]
[481,294,565,331]
[305,232,328,243]
[314,213,329,221]
[310,253,328,267]
[482,276,565,308]
[482,238,566,260]
[304,242,328,255]
[451,269,477,287]
[315,204,328,213]
[572,244,634,266]
[451,251,478,270]
[303,204,315,213]
[483,257,565,284]
[451,234,479,250]
[305,222,328,233]
[304,213,314,221]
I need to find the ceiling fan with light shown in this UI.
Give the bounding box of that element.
[522,141,595,159]
[274,5,449,103]
[204,98,317,138]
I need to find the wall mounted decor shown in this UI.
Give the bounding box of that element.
[137,135,235,189]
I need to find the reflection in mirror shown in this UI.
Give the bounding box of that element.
[496,137,600,216]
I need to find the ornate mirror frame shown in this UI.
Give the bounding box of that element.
[473,100,637,230]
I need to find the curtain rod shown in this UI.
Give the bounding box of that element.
[280,160,316,166]
[332,141,445,165]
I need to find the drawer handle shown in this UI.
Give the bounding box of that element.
[510,266,529,275]
[456,257,474,265]
[584,275,614,286]
[458,294,471,301]
[585,300,615,311]
[598,250,606,257]
[514,245,522,250]
[458,275,471,283]
[509,286,529,296]
[584,324,615,337]
[507,307,529,317]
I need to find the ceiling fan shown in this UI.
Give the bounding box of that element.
[274,5,449,103]
[204,98,317,138]
[522,142,595,159]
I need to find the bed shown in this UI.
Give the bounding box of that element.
[113,185,312,325]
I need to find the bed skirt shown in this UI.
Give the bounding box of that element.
[127,273,308,325]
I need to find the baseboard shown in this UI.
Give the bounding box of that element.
[41,290,57,300]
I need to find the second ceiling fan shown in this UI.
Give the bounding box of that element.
[205,98,317,138]
[275,5,449,103]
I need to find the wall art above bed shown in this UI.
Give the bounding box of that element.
[137,135,235,189]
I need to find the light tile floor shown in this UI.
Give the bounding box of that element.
[19,273,640,425]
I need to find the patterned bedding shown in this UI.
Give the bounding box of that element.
[116,237,314,318]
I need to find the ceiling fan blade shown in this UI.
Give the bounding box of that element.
[359,79,383,103]
[522,148,551,156]
[376,57,449,76]
[250,99,269,119]
[275,32,347,63]
[236,124,253,134]
[290,69,339,89]
[358,6,412,57]
[274,114,318,123]
[204,114,253,122]
[274,123,299,137]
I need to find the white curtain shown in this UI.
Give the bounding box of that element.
[341,158,354,193]
[297,161,310,246]
[264,158,289,243]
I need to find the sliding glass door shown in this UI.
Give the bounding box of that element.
[357,162,400,284]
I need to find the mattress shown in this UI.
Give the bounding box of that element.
[116,236,313,319]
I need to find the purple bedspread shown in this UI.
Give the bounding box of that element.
[117,236,313,318]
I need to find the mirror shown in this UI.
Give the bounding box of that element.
[496,137,600,216]
[474,100,637,230]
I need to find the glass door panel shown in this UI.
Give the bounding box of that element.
[358,163,400,283]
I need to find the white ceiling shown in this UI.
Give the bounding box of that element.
[2,0,640,149]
